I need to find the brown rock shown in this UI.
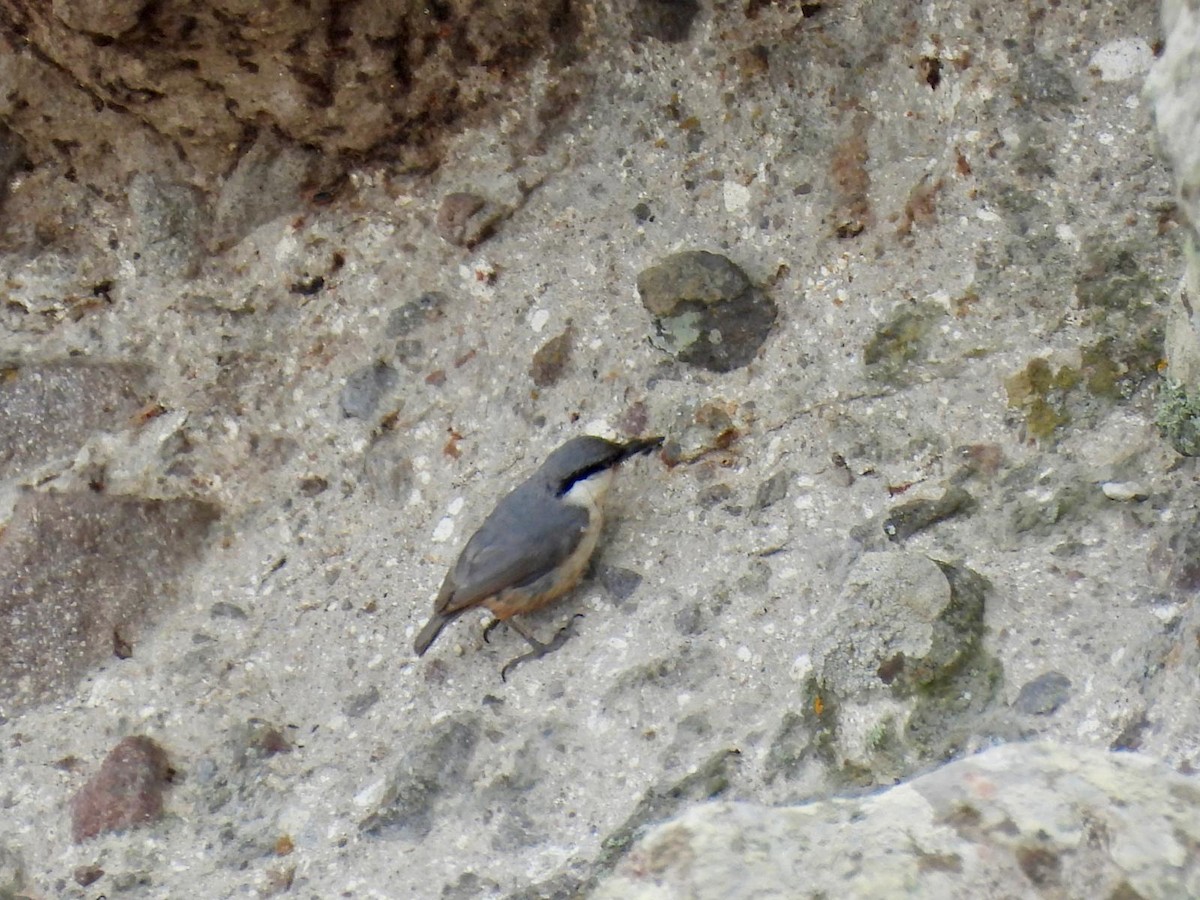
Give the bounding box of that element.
[70,736,171,842]
[529,326,574,387]
[51,0,147,37]
[830,113,873,239]
[73,864,104,887]
[436,192,505,247]
[0,1,588,184]
[0,492,220,716]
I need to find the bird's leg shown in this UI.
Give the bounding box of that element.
[500,614,585,681]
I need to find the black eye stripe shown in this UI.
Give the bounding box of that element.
[550,438,661,497]
[556,459,617,496]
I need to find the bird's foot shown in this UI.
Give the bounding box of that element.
[482,618,502,644]
[500,614,585,682]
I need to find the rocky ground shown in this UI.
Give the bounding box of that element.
[1,0,1199,898]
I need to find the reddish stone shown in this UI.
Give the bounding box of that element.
[70,736,171,843]
[73,864,104,887]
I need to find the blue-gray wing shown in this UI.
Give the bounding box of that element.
[435,486,589,615]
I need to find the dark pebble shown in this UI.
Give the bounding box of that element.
[883,486,975,541]
[436,192,499,247]
[74,864,105,887]
[1013,672,1072,716]
[637,251,777,373]
[754,470,791,510]
[340,362,398,419]
[386,292,446,338]
[345,685,381,718]
[530,327,574,388]
[596,564,644,602]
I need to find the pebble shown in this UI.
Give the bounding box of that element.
[70,736,172,843]
[638,251,778,373]
[1100,481,1147,502]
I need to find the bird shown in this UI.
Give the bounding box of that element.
[413,434,663,676]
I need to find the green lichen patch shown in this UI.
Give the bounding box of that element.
[1156,378,1200,457]
[905,654,1006,756]
[1005,358,1072,441]
[863,301,945,382]
[1081,328,1164,399]
[1005,326,1163,442]
[1076,242,1157,313]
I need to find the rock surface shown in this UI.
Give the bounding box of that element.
[1152,0,1200,440]
[804,553,999,785]
[0,492,220,716]
[594,742,1200,900]
[0,0,1196,897]
[0,0,586,182]
[0,361,151,480]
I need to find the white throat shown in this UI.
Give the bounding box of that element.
[561,468,615,512]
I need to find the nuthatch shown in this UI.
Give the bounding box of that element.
[414,434,663,674]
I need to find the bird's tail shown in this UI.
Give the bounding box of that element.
[414,611,452,657]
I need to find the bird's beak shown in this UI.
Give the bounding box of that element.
[617,436,665,462]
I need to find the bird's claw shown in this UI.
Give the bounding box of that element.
[500,614,585,682]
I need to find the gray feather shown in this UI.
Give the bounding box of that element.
[436,481,589,615]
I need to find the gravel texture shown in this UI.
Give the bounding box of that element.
[1,1,1197,898]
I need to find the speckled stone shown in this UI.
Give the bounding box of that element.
[595,742,1200,899]
[0,361,150,480]
[638,251,778,373]
[0,492,219,716]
